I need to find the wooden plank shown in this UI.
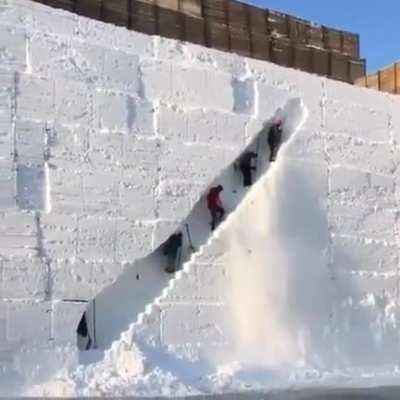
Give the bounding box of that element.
[348,59,366,83]
[323,26,342,53]
[248,6,267,34]
[354,76,367,88]
[268,10,288,37]
[250,32,271,61]
[202,0,227,25]
[307,25,323,48]
[366,73,379,90]
[228,1,249,32]
[293,45,312,73]
[134,0,155,3]
[43,0,74,11]
[330,52,349,81]
[230,28,251,57]
[131,17,157,34]
[75,0,102,19]
[131,0,157,17]
[379,65,396,93]
[157,0,179,11]
[157,6,182,40]
[288,16,309,45]
[183,14,205,45]
[396,63,400,94]
[130,1,157,35]
[103,0,129,27]
[312,48,329,77]
[205,22,230,52]
[103,0,129,13]
[180,0,202,18]
[342,32,359,58]
[271,38,293,68]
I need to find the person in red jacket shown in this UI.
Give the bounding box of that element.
[207,185,225,231]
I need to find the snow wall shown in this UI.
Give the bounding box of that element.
[1,0,400,396]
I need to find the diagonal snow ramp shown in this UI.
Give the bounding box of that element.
[83,98,308,382]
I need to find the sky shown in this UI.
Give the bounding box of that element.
[245,0,399,72]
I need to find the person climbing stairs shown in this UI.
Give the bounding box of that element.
[207,185,225,231]
[268,120,283,162]
[163,232,183,274]
[238,151,258,187]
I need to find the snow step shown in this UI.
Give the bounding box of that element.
[101,164,275,365]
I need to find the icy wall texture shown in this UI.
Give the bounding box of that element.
[0,0,400,383]
[0,0,266,362]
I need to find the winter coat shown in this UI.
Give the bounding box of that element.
[268,124,282,146]
[239,151,257,168]
[207,187,222,209]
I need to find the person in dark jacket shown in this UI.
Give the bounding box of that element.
[268,120,283,162]
[239,151,258,187]
[163,232,183,274]
[207,185,225,231]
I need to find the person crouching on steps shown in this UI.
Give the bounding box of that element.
[207,185,225,231]
[239,151,258,187]
[163,232,183,274]
[268,119,283,162]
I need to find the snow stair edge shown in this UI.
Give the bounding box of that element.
[102,170,271,367]
[103,218,231,365]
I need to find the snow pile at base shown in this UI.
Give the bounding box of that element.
[24,375,77,398]
[23,345,198,397]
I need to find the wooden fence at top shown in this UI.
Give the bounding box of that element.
[32,0,366,83]
[355,62,400,94]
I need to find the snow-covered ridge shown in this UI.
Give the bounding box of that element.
[0,0,400,396]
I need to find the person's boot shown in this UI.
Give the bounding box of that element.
[211,220,216,231]
[270,149,276,162]
[165,264,175,274]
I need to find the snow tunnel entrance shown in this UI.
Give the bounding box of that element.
[76,98,306,355]
[77,311,90,351]
[76,301,96,352]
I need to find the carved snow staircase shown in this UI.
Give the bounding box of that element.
[100,163,272,369]
[88,99,306,376]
